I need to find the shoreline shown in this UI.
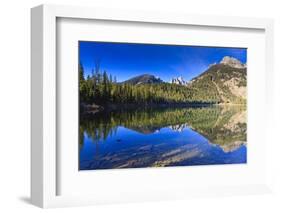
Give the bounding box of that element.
[80,102,246,116]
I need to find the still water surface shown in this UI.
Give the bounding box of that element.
[79,106,247,170]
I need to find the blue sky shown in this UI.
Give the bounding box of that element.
[79,41,247,82]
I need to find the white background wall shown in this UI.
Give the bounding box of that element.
[0,0,280,212]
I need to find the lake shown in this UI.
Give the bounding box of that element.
[79,106,247,170]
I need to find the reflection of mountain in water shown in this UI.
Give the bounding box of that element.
[80,106,246,153]
[169,124,190,132]
[186,106,246,152]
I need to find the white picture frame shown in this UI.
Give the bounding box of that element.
[31,4,274,208]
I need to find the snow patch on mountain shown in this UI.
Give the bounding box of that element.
[170,76,188,86]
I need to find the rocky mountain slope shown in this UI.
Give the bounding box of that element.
[220,56,246,69]
[187,56,247,104]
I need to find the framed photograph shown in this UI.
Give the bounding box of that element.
[78,41,248,171]
[31,4,274,208]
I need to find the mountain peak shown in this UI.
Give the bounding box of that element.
[220,56,246,69]
[170,76,188,86]
[123,74,163,85]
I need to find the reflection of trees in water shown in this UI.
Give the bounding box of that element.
[80,106,246,152]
